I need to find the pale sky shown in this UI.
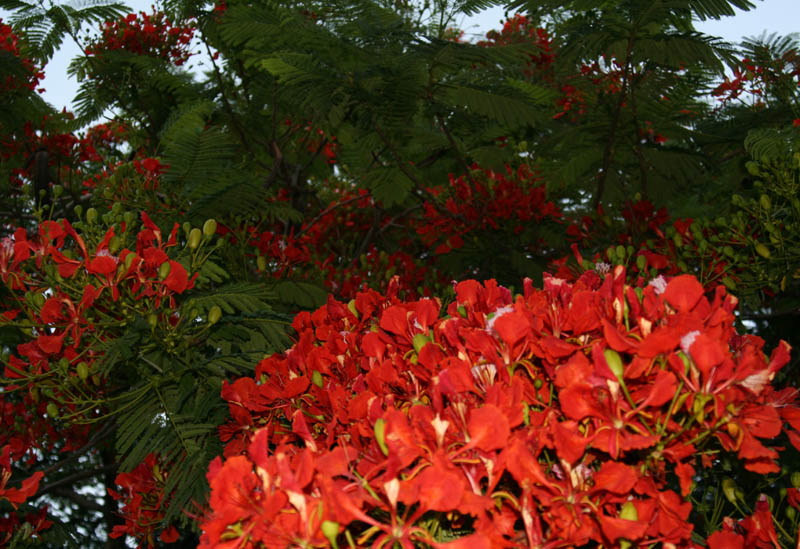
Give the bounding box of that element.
[3,0,798,112]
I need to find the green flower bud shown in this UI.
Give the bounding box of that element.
[203,219,218,237]
[208,305,222,325]
[108,236,122,254]
[47,403,59,418]
[412,333,430,354]
[620,501,638,521]
[604,349,624,381]
[755,243,771,259]
[374,418,389,456]
[86,208,98,224]
[321,520,339,547]
[722,477,737,504]
[188,228,202,250]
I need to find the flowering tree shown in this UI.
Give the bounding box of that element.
[1,0,799,546]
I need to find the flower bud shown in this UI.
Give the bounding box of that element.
[86,207,98,224]
[413,333,430,354]
[208,305,222,325]
[722,477,738,504]
[603,348,624,381]
[321,520,339,547]
[188,228,202,249]
[47,403,59,418]
[620,501,638,521]
[374,418,388,456]
[203,218,217,237]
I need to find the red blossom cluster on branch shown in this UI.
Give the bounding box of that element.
[0,19,44,93]
[418,164,560,255]
[84,10,195,66]
[107,453,179,547]
[712,50,800,109]
[201,267,797,547]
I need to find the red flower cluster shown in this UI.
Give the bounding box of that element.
[247,189,439,299]
[85,10,195,66]
[712,51,800,109]
[202,268,797,547]
[0,19,44,92]
[418,164,560,255]
[1,212,195,420]
[479,14,554,74]
[0,444,50,545]
[108,453,179,547]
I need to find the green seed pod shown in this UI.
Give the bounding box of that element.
[86,207,98,224]
[32,292,45,308]
[74,205,83,218]
[786,506,796,521]
[636,255,647,272]
[52,185,63,199]
[604,349,624,381]
[615,245,626,260]
[208,305,222,325]
[374,418,389,456]
[77,361,89,380]
[188,228,202,250]
[755,243,771,259]
[47,403,59,418]
[147,313,158,329]
[760,194,772,212]
[203,219,218,237]
[312,370,324,388]
[123,211,136,226]
[158,261,171,279]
